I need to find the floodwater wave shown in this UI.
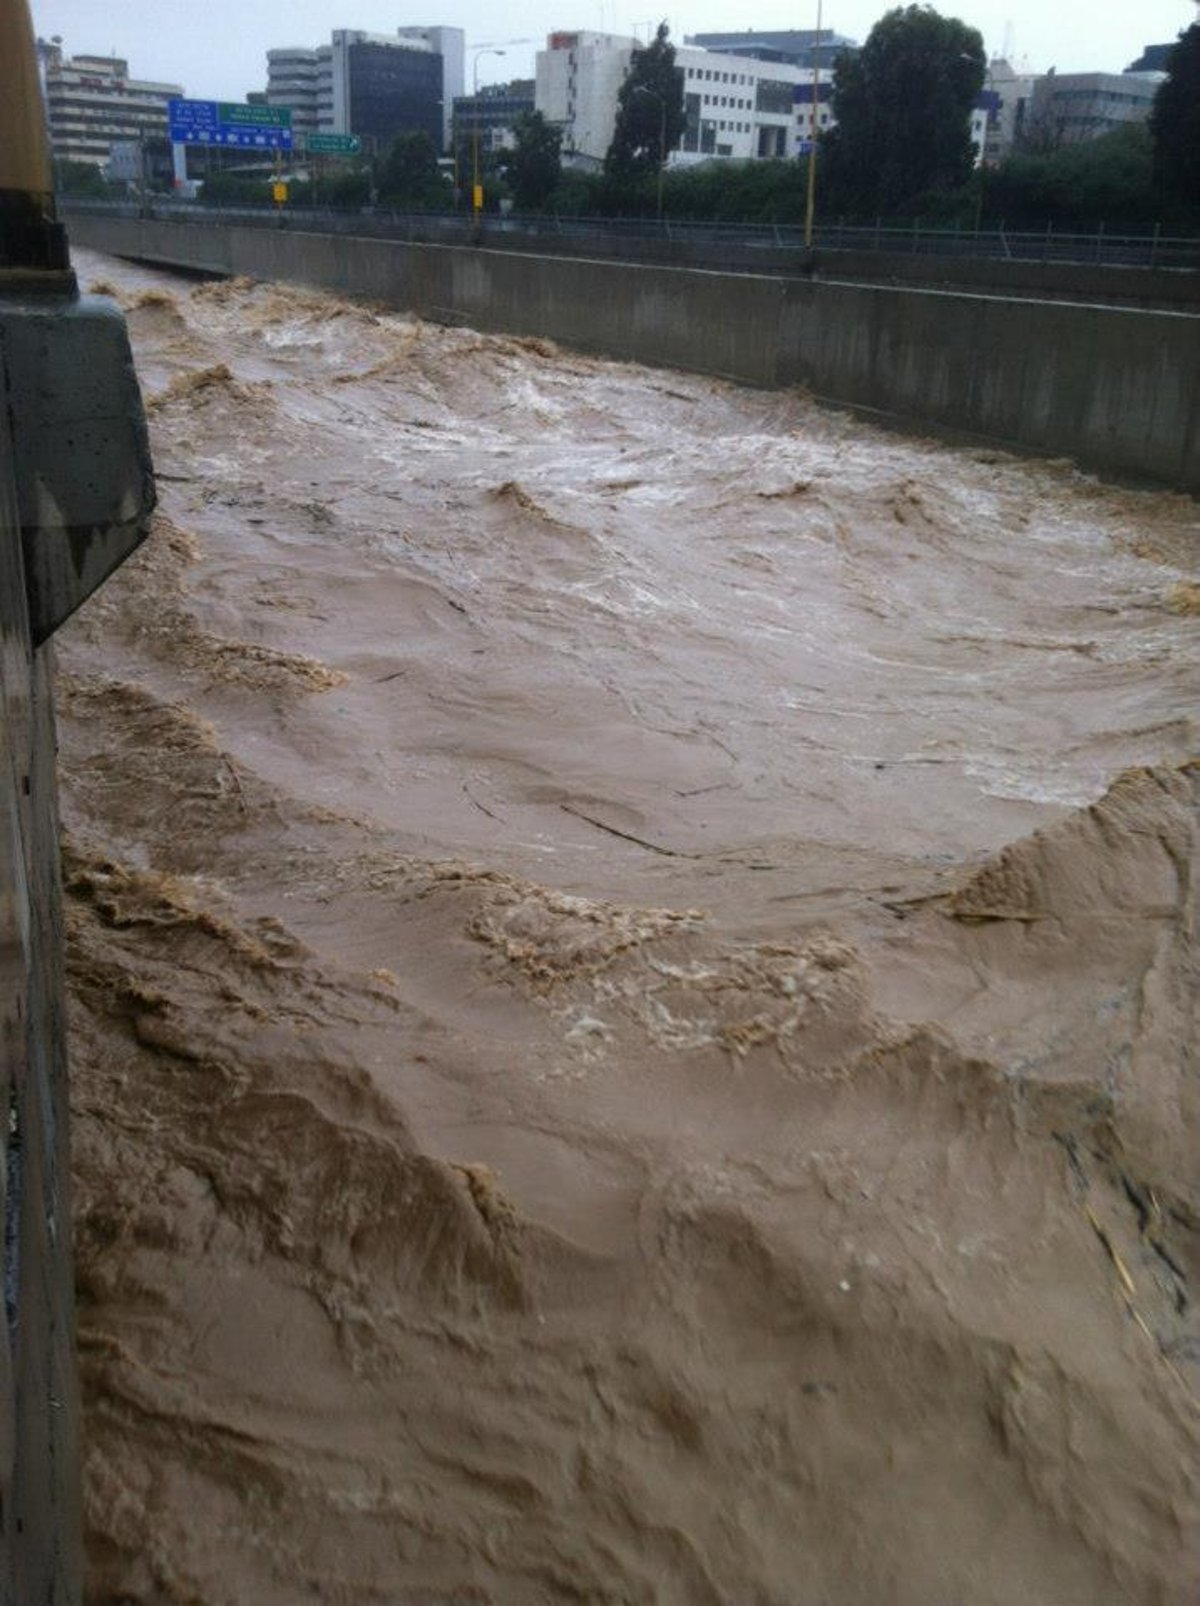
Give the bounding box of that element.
[61,249,1200,1604]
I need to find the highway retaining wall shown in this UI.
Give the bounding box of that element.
[67,212,1200,492]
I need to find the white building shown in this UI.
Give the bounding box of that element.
[535,31,635,169]
[536,30,1043,174]
[677,49,816,162]
[39,43,182,167]
[980,58,1037,163]
[793,77,835,154]
[535,31,832,169]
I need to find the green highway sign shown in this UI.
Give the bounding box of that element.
[305,132,362,156]
[169,98,292,148]
[219,102,292,128]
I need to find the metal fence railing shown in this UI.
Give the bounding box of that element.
[60,197,1200,273]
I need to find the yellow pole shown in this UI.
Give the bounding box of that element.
[0,0,55,207]
[0,0,71,272]
[803,0,822,249]
[471,48,504,224]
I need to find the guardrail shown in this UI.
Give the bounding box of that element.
[60,197,1200,273]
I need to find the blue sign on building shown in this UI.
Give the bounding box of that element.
[168,98,294,151]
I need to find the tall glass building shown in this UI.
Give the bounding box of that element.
[266,28,464,154]
[334,32,442,152]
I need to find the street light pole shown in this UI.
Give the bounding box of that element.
[804,0,823,248]
[632,84,667,222]
[471,47,505,225]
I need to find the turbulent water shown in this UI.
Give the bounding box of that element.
[59,247,1198,1604]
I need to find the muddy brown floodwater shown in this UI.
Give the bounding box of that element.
[59,247,1198,1605]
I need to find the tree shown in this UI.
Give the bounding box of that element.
[661,158,810,222]
[1149,23,1200,213]
[375,131,449,210]
[985,123,1157,231]
[52,158,108,198]
[198,171,273,207]
[605,22,686,181]
[504,111,562,212]
[821,5,985,219]
[320,168,372,209]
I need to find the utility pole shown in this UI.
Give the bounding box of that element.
[471,46,506,225]
[632,83,667,222]
[804,0,823,248]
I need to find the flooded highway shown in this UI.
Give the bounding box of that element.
[59,247,1199,1604]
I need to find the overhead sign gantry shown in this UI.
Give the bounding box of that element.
[168,98,294,150]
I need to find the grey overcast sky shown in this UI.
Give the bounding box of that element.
[31,0,1198,102]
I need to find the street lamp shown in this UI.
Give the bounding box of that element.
[471,47,505,224]
[631,84,667,222]
[803,0,823,248]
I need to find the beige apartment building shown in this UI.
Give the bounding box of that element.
[39,41,181,166]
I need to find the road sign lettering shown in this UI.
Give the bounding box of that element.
[168,98,294,151]
[304,132,362,156]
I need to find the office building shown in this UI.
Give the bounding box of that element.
[792,78,834,154]
[685,29,857,70]
[536,32,636,169]
[452,80,535,159]
[104,136,174,190]
[677,50,813,161]
[265,26,463,153]
[537,28,1014,172]
[397,26,464,150]
[38,41,181,167]
[537,31,832,168]
[1125,43,1175,74]
[979,59,1037,163]
[1025,69,1164,146]
[266,48,322,136]
[327,31,439,151]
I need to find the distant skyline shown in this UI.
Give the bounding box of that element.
[32,0,1197,102]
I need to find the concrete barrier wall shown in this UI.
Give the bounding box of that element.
[777,280,1200,489]
[67,212,1200,492]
